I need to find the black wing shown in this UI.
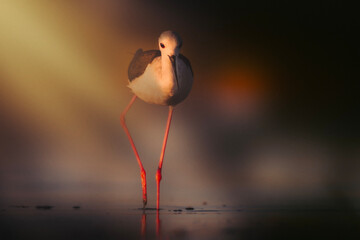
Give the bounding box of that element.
[179,54,193,76]
[128,49,161,81]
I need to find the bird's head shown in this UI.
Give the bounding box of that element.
[158,30,182,57]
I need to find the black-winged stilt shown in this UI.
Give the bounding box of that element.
[120,31,193,209]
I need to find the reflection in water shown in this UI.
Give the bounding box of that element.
[140,209,162,239]
[156,210,161,239]
[1,206,360,239]
[141,210,146,239]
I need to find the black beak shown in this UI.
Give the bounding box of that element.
[168,55,179,89]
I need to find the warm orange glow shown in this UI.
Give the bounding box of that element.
[202,64,273,123]
[213,65,270,100]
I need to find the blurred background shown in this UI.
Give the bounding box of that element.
[0,0,359,210]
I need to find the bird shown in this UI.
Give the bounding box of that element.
[120,31,193,209]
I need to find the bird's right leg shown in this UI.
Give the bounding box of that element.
[120,95,147,208]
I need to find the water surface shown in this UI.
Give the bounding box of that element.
[1,204,359,239]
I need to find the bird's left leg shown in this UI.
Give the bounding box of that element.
[156,106,174,210]
[120,95,147,208]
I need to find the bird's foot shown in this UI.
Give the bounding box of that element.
[140,169,147,208]
[143,199,147,209]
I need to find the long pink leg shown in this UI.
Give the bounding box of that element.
[120,95,147,208]
[156,106,174,210]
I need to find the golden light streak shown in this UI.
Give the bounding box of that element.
[0,1,128,149]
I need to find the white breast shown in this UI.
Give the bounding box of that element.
[128,57,174,105]
[128,55,193,106]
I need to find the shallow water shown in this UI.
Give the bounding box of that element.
[1,205,359,239]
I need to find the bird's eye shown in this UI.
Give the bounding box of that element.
[160,43,165,48]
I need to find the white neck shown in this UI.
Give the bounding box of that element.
[160,54,176,94]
